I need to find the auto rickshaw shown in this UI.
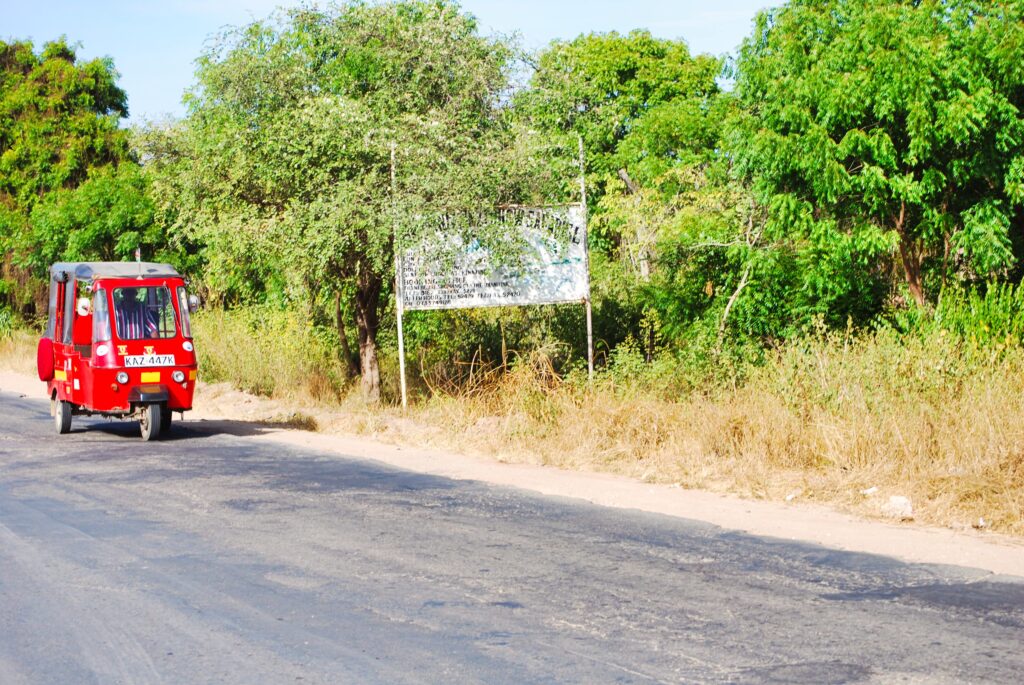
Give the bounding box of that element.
[37,262,199,440]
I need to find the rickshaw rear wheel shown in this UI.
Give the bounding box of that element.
[159,408,172,436]
[140,403,162,442]
[54,399,72,434]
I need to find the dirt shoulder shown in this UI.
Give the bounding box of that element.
[4,368,1021,578]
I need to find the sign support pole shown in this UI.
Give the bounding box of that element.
[578,135,594,382]
[391,142,408,409]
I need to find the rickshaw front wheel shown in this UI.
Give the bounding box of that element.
[140,403,162,442]
[54,399,72,435]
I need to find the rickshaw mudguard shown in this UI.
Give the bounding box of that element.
[127,384,170,404]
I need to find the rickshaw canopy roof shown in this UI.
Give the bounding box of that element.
[50,262,181,283]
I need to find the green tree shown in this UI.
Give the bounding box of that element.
[145,1,529,401]
[730,0,1024,308]
[28,164,157,270]
[517,31,720,186]
[0,38,140,315]
[516,31,725,355]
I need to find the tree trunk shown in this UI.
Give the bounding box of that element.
[717,262,752,351]
[898,239,926,307]
[617,168,651,280]
[334,291,359,379]
[894,202,926,307]
[620,167,656,359]
[354,269,382,402]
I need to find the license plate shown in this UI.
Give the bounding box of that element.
[124,354,175,367]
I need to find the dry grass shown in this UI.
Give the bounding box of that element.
[399,333,1024,535]
[0,329,36,375]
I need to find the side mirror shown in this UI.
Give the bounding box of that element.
[188,294,201,314]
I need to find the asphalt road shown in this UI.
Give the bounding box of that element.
[0,391,1022,684]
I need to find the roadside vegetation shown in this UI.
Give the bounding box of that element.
[2,0,1024,534]
[182,288,1024,535]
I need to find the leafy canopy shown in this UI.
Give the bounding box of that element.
[517,30,720,184]
[0,38,147,314]
[730,0,1024,307]
[146,1,534,305]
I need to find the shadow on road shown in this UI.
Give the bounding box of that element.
[3,389,317,442]
[72,415,310,441]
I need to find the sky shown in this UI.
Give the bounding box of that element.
[3,1,772,125]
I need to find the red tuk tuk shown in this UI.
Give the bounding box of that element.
[37,262,199,440]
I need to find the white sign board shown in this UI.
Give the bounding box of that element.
[399,205,588,311]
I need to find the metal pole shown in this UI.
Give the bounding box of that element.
[391,142,408,409]
[585,297,594,381]
[578,135,594,382]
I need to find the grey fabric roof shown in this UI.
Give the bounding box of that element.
[49,262,181,281]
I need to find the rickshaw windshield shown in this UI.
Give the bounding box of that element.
[113,286,176,340]
[176,286,192,338]
[92,289,111,342]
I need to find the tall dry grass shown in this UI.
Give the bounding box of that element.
[408,330,1024,534]
[0,328,37,375]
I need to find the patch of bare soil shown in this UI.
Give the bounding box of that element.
[3,369,1022,577]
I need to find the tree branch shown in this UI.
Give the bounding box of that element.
[718,262,752,344]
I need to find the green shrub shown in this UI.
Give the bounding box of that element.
[193,306,349,401]
[886,282,1024,347]
[0,307,12,339]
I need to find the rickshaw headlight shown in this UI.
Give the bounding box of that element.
[115,372,129,385]
[95,344,109,357]
[182,341,194,352]
[172,370,185,383]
